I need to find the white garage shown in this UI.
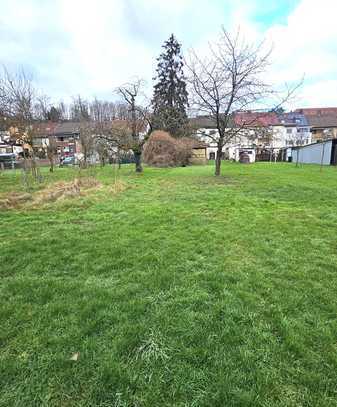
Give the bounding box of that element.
[292,140,337,165]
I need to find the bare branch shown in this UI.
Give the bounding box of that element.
[186,28,301,175]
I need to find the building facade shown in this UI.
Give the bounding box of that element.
[191,111,312,162]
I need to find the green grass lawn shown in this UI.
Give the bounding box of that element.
[1,162,337,406]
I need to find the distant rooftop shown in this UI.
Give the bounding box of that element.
[296,107,337,116]
[34,121,80,136]
[234,111,279,127]
[189,116,218,129]
[306,115,337,128]
[277,112,309,126]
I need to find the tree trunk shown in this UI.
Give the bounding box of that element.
[134,151,143,173]
[320,143,325,172]
[215,146,223,176]
[31,149,38,180]
[23,148,28,172]
[117,148,121,169]
[296,147,299,167]
[48,153,54,172]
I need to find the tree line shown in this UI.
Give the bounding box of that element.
[0,28,299,176]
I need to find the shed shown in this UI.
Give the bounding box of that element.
[292,139,337,165]
[234,147,256,164]
[190,141,208,165]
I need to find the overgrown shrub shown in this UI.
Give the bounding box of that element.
[176,137,196,166]
[143,131,194,167]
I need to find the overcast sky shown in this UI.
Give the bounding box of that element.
[0,0,336,108]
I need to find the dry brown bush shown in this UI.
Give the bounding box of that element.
[176,137,196,166]
[143,131,194,167]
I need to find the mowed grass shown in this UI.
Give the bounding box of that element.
[1,162,337,406]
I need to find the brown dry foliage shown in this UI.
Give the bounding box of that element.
[175,137,197,166]
[0,177,101,209]
[143,131,194,167]
[0,192,32,209]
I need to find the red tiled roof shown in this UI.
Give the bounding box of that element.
[234,111,279,127]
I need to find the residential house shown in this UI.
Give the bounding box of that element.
[295,108,337,142]
[275,112,311,147]
[190,115,253,161]
[33,122,81,160]
[304,115,337,142]
[0,129,24,159]
[191,111,312,162]
[33,119,149,164]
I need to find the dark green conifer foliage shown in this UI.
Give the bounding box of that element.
[152,34,189,137]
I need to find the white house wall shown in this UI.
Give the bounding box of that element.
[197,124,312,159]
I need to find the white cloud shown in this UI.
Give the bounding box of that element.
[0,0,336,108]
[265,0,337,107]
[58,0,153,94]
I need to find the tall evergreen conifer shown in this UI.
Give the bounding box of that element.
[152,34,188,137]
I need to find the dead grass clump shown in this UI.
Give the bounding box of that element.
[34,177,101,204]
[0,177,102,209]
[110,180,127,194]
[0,192,32,209]
[77,177,101,189]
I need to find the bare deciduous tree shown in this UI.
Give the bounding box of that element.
[116,80,151,173]
[90,98,129,122]
[79,121,95,167]
[35,95,51,120]
[94,137,109,166]
[0,67,42,179]
[58,101,68,120]
[186,28,300,176]
[45,135,57,172]
[70,96,90,121]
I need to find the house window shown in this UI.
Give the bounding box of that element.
[286,128,292,134]
[209,152,215,160]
